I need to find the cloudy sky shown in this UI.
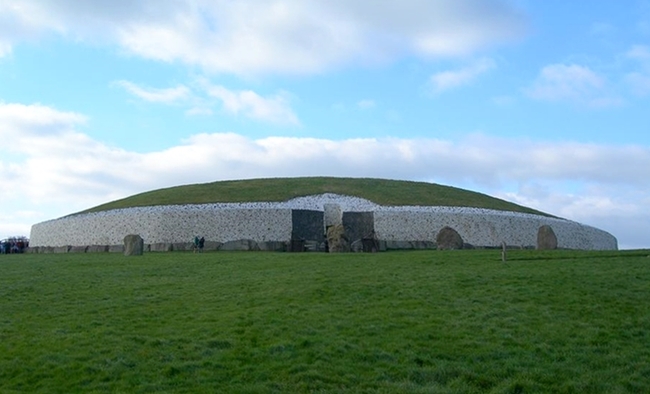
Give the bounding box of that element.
[1,0,649,249]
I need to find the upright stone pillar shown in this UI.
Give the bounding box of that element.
[124,234,144,256]
[537,225,558,250]
[436,226,464,250]
[324,204,342,228]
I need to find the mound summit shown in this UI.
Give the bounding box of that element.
[80,177,550,216]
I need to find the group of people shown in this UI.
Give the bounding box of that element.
[1,237,29,254]
[193,236,205,253]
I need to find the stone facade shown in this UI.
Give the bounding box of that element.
[29,193,618,251]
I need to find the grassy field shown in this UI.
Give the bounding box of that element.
[79,177,551,217]
[1,250,649,393]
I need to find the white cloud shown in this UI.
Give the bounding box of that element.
[0,102,87,137]
[624,45,650,96]
[185,107,213,116]
[202,83,300,125]
[499,184,650,250]
[626,45,650,62]
[114,80,191,103]
[0,0,527,74]
[111,79,299,124]
[526,64,622,107]
[0,1,64,58]
[0,41,11,58]
[625,72,650,96]
[590,22,615,36]
[429,58,496,93]
[357,99,376,109]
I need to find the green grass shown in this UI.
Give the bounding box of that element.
[78,177,552,217]
[1,250,649,393]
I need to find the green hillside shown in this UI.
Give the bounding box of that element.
[79,177,552,217]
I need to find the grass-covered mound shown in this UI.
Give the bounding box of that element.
[1,250,648,392]
[81,177,551,217]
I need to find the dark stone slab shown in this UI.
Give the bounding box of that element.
[383,240,436,250]
[172,242,193,252]
[87,245,109,253]
[258,241,287,252]
[54,246,71,253]
[291,209,324,242]
[70,246,88,253]
[203,241,222,252]
[108,245,124,253]
[150,243,173,252]
[220,239,260,251]
[289,239,305,252]
[342,211,374,244]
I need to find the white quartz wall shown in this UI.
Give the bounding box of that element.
[29,194,617,250]
[373,209,617,250]
[30,206,292,247]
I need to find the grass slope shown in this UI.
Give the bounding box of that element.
[2,250,649,393]
[80,177,551,216]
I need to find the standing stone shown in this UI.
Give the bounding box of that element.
[327,224,350,253]
[124,234,144,256]
[324,204,343,228]
[537,225,558,250]
[361,230,380,253]
[436,226,464,250]
[342,211,374,246]
[291,210,324,245]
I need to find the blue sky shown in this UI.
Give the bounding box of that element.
[1,0,649,249]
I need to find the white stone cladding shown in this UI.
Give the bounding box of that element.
[30,206,292,247]
[373,209,616,250]
[29,193,617,250]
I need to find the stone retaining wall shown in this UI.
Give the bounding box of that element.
[374,210,615,250]
[29,194,617,251]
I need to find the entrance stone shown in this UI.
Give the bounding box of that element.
[327,224,350,253]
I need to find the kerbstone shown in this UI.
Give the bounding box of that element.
[327,224,349,253]
[537,225,558,250]
[87,245,109,253]
[124,234,144,256]
[150,243,173,252]
[220,239,259,251]
[436,226,464,250]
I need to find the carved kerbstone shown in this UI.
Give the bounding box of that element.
[327,224,350,253]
